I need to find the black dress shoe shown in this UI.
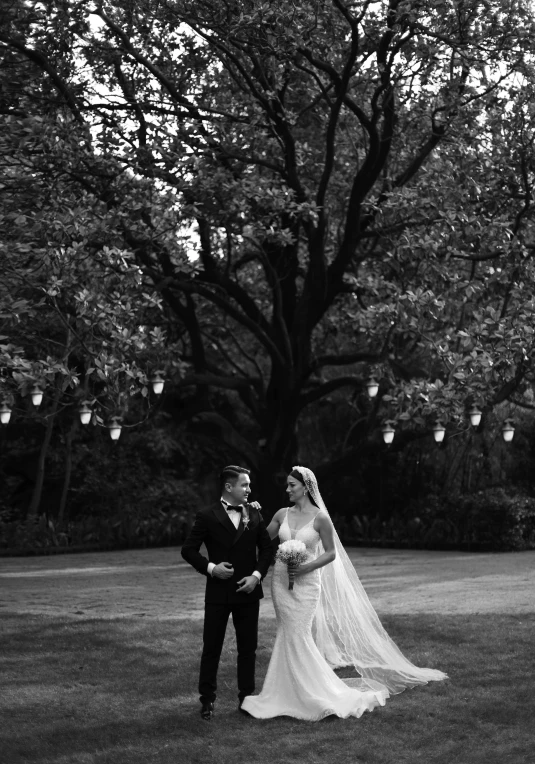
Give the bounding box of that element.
[200,702,214,720]
[238,699,251,716]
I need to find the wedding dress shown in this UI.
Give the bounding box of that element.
[241,510,389,720]
[241,466,447,721]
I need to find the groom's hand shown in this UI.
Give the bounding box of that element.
[236,575,259,594]
[213,562,234,579]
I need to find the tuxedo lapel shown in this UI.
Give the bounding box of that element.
[232,518,245,546]
[213,505,238,535]
[231,505,257,546]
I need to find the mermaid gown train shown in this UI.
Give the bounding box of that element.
[241,513,389,720]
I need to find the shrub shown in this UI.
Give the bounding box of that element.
[0,479,200,554]
[335,488,535,551]
[456,488,535,551]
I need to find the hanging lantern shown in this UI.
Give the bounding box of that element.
[502,418,515,443]
[31,384,43,407]
[79,401,92,425]
[108,416,123,441]
[366,376,379,398]
[433,420,446,443]
[382,420,396,445]
[0,401,11,425]
[151,372,165,395]
[468,405,482,427]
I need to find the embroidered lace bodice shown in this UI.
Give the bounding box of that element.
[278,509,321,554]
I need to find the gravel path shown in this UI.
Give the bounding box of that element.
[1,546,533,620]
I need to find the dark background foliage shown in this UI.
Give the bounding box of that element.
[2,390,535,553]
[2,1,535,553]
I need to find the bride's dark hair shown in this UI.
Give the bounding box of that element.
[289,468,319,508]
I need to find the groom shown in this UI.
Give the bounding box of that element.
[181,465,273,720]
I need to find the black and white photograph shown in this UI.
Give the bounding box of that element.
[1,1,534,763]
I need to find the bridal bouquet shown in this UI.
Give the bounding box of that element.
[276,539,308,590]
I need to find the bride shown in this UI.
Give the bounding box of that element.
[241,466,447,721]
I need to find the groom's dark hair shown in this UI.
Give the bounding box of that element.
[220,465,250,491]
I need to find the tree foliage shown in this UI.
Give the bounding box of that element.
[2,0,535,502]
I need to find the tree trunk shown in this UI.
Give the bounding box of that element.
[57,420,75,525]
[27,327,72,521]
[253,454,288,522]
[27,379,62,519]
[440,434,472,498]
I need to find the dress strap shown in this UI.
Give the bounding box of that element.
[311,510,327,530]
[282,507,290,531]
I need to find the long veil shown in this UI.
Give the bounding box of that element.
[292,466,448,695]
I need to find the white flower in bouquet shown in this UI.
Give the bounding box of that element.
[276,539,308,590]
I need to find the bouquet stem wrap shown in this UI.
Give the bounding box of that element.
[276,539,308,590]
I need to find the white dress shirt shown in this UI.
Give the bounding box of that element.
[207,499,262,581]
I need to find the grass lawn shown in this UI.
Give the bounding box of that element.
[1,611,533,764]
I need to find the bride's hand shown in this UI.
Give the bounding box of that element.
[288,562,309,580]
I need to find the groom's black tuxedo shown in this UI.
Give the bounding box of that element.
[181,501,273,705]
[181,502,273,603]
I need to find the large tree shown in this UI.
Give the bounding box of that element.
[2,0,535,500]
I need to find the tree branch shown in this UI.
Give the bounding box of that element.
[112,56,148,149]
[178,372,260,392]
[310,351,382,373]
[298,375,363,409]
[168,278,286,368]
[0,35,84,123]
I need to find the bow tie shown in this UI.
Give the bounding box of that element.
[221,501,243,512]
